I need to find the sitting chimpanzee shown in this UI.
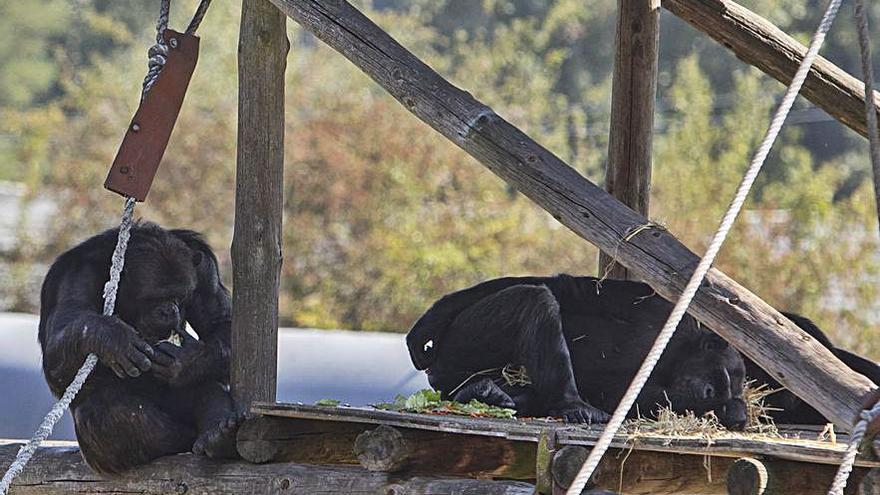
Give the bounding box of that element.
[39,223,238,474]
[407,274,748,429]
[742,312,880,424]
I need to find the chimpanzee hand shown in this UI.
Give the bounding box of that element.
[151,331,205,387]
[86,315,154,379]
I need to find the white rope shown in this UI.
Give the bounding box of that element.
[827,402,880,495]
[825,2,880,494]
[565,0,843,493]
[0,197,136,495]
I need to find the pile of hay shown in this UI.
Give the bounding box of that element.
[621,381,782,441]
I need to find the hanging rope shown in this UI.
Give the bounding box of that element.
[827,401,880,495]
[0,197,136,495]
[565,0,844,493]
[0,0,217,488]
[824,3,880,494]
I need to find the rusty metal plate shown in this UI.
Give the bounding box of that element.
[104,29,200,201]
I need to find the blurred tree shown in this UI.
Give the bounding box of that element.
[1,1,878,359]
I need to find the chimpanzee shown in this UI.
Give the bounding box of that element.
[407,274,748,429]
[38,223,238,474]
[742,312,880,424]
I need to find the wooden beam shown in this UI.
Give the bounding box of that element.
[598,0,660,280]
[267,0,876,430]
[663,0,880,139]
[0,441,535,495]
[231,0,288,408]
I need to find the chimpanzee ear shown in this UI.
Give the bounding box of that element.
[192,250,204,267]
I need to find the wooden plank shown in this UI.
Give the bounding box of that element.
[352,424,536,479]
[598,0,660,280]
[0,441,535,495]
[252,403,880,468]
[663,0,880,139]
[231,0,288,408]
[266,0,877,431]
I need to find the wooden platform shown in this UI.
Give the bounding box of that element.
[4,403,879,494]
[240,402,880,494]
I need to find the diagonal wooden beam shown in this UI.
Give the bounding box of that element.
[268,0,878,430]
[664,0,880,139]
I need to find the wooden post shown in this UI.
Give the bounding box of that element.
[231,0,288,409]
[265,0,877,431]
[663,0,880,140]
[598,0,660,280]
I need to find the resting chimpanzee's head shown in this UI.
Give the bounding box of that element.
[666,331,748,430]
[114,224,201,344]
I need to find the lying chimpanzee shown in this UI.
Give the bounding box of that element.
[407,274,748,429]
[39,223,238,474]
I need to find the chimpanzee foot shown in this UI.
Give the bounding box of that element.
[549,401,610,424]
[192,412,247,459]
[452,377,516,409]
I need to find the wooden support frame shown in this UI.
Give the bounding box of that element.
[599,0,661,279]
[0,441,535,495]
[266,0,877,430]
[664,0,880,139]
[231,0,288,408]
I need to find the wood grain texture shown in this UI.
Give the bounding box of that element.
[598,0,659,280]
[663,0,880,139]
[266,0,877,430]
[231,0,288,409]
[0,441,535,495]
[252,404,880,468]
[352,424,536,479]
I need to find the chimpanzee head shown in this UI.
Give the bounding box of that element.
[666,331,748,430]
[115,224,200,344]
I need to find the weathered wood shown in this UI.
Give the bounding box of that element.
[231,0,288,409]
[663,0,880,139]
[598,0,660,280]
[266,0,877,431]
[724,456,872,495]
[861,468,880,495]
[237,415,365,464]
[551,446,869,495]
[253,403,880,468]
[0,441,535,495]
[352,424,536,479]
[552,445,729,495]
[727,458,768,495]
[536,431,558,494]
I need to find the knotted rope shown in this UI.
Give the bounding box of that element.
[0,0,216,488]
[565,0,843,493]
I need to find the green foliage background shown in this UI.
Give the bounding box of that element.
[1,0,879,358]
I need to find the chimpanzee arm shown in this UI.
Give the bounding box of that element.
[39,261,154,396]
[407,276,552,370]
[174,231,232,385]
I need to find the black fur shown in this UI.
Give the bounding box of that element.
[38,223,239,474]
[408,274,748,429]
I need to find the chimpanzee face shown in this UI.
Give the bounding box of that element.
[667,333,748,430]
[115,232,200,343]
